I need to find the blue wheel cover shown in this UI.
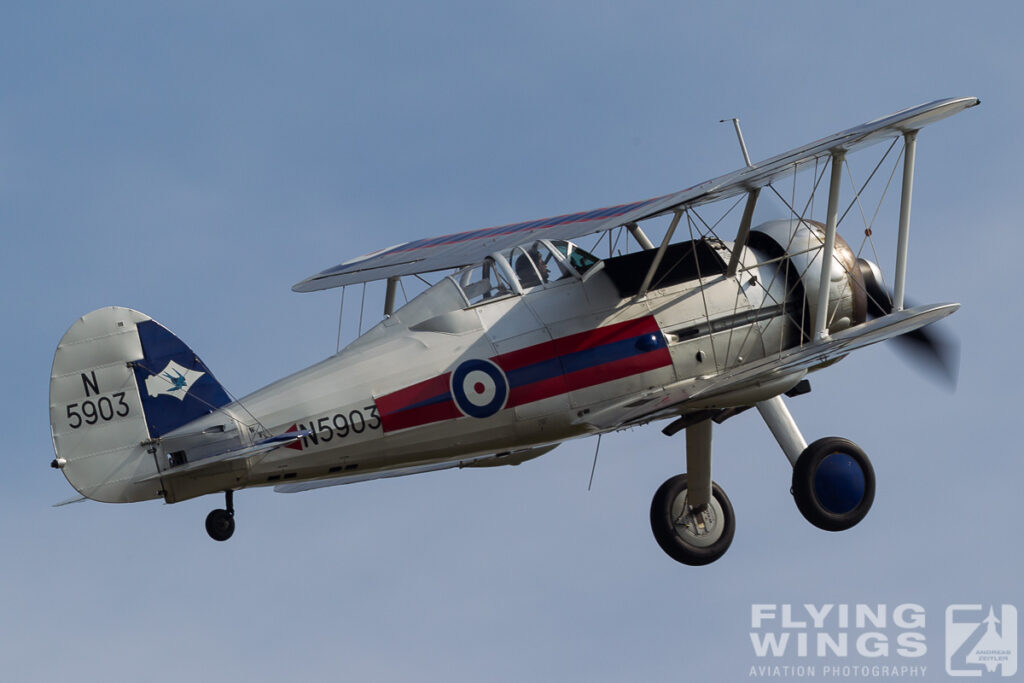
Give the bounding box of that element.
[814,452,866,514]
[451,359,509,418]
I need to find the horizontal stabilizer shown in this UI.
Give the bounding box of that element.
[134,430,311,484]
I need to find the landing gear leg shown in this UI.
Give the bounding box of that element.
[756,395,875,531]
[685,418,713,508]
[205,490,236,542]
[650,419,735,566]
[756,395,807,466]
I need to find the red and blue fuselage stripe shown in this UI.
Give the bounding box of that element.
[376,316,672,432]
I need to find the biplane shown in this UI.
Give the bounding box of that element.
[50,97,978,565]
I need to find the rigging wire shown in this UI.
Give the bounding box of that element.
[357,282,367,335]
[609,226,623,257]
[336,285,346,353]
[588,433,602,491]
[838,137,899,230]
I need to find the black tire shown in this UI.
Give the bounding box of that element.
[792,437,874,532]
[205,508,235,541]
[650,474,735,566]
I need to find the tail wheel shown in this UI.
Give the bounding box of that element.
[650,474,735,566]
[205,509,235,541]
[792,437,875,531]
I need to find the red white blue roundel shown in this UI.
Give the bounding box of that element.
[451,359,509,418]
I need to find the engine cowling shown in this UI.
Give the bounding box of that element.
[748,219,867,340]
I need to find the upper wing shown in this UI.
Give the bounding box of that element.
[293,97,979,292]
[292,196,667,291]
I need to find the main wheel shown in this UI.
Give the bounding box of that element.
[650,474,735,566]
[205,508,235,541]
[792,437,875,531]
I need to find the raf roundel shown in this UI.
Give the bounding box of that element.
[450,359,509,418]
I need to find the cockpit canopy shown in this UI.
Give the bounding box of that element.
[452,239,601,306]
[347,238,604,346]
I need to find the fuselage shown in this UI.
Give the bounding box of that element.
[157,219,865,503]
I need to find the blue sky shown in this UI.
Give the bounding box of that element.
[3,3,1022,681]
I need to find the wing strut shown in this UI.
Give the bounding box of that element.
[813,151,845,341]
[726,189,760,278]
[637,210,683,298]
[384,276,399,317]
[893,131,918,311]
[627,222,655,250]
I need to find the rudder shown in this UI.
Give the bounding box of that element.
[49,307,232,503]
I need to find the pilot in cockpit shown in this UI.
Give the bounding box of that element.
[514,244,549,288]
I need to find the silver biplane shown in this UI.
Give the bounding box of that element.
[50,97,978,565]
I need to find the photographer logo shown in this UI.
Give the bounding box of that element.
[946,605,1017,677]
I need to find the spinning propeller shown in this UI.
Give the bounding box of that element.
[856,258,960,389]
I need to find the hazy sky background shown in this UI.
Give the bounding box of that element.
[3,3,1021,681]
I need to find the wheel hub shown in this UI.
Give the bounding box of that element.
[813,451,866,514]
[670,492,724,547]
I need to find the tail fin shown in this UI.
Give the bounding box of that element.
[49,307,232,503]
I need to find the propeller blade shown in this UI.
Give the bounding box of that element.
[857,258,894,318]
[889,324,960,390]
[856,259,960,390]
